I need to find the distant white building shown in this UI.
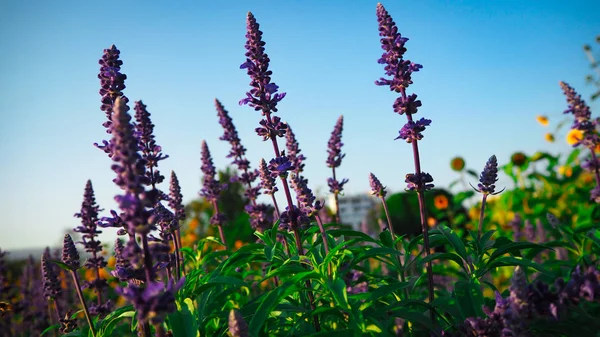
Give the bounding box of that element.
[328,193,378,230]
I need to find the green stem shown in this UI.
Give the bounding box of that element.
[69,270,96,337]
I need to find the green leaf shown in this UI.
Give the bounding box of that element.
[328,277,351,310]
[489,241,550,263]
[327,229,379,244]
[437,225,468,260]
[379,230,394,248]
[565,148,581,165]
[41,324,60,336]
[420,252,467,273]
[96,305,135,336]
[454,280,485,320]
[167,298,198,337]
[248,272,316,336]
[369,282,410,302]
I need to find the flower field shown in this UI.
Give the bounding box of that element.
[1,4,600,337]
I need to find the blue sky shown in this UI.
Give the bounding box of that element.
[0,0,598,250]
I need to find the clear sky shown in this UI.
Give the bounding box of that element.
[0,0,598,250]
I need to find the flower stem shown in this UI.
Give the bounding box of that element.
[477,194,489,240]
[332,167,341,224]
[69,270,96,337]
[380,197,409,299]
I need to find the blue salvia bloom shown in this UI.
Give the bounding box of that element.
[229,309,249,337]
[268,155,295,179]
[62,234,81,271]
[73,181,108,294]
[216,99,248,168]
[255,116,287,141]
[169,171,186,222]
[560,82,594,131]
[375,4,423,97]
[96,45,129,156]
[117,277,185,325]
[244,203,275,232]
[327,177,349,194]
[200,140,226,201]
[560,81,599,149]
[476,155,500,195]
[111,238,134,281]
[111,97,157,235]
[326,116,345,168]
[369,173,387,198]
[509,213,522,242]
[41,255,61,301]
[134,100,169,189]
[405,172,434,191]
[395,118,431,143]
[290,173,322,217]
[258,158,278,195]
[239,12,286,114]
[286,124,306,174]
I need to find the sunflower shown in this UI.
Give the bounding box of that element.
[536,115,549,126]
[544,133,555,143]
[511,152,527,167]
[433,194,449,210]
[566,129,583,146]
[450,157,465,171]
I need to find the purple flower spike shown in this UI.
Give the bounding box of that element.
[328,177,349,194]
[476,155,501,195]
[240,12,286,115]
[268,155,295,179]
[118,277,185,325]
[169,171,186,221]
[134,100,168,188]
[375,3,422,92]
[111,97,156,235]
[245,203,274,232]
[560,81,593,131]
[255,116,287,141]
[98,45,128,131]
[200,140,225,201]
[258,158,278,195]
[62,234,81,271]
[286,124,306,173]
[291,173,321,216]
[41,255,61,300]
[216,98,248,162]
[369,173,387,198]
[229,309,249,337]
[395,118,431,143]
[393,93,422,115]
[405,172,434,191]
[326,115,345,168]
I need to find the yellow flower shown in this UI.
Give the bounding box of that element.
[450,157,465,171]
[536,115,549,126]
[427,217,437,227]
[544,133,555,143]
[433,194,449,210]
[566,129,583,146]
[558,166,573,178]
[234,240,244,250]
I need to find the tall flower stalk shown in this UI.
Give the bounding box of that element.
[200,140,228,249]
[61,234,96,337]
[374,3,435,306]
[240,12,320,331]
[559,82,600,202]
[473,155,502,239]
[369,173,409,298]
[73,180,109,316]
[326,115,348,224]
[169,171,185,278]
